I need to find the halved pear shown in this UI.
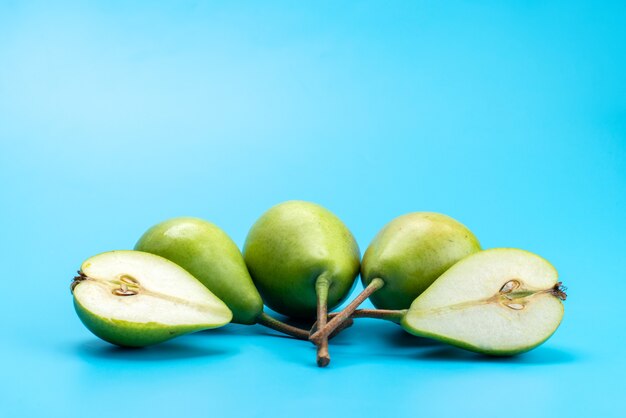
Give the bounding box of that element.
[401,249,566,355]
[71,250,232,347]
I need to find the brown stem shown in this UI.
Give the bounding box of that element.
[309,278,385,345]
[256,312,310,340]
[315,277,330,367]
[350,308,406,321]
[310,311,340,331]
[329,317,354,339]
[310,314,354,340]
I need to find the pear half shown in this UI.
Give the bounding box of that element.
[402,249,566,355]
[71,250,232,347]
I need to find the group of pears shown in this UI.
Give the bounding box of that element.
[71,201,567,367]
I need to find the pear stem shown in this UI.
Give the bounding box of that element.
[350,308,407,322]
[256,312,310,340]
[328,316,354,339]
[309,278,385,344]
[315,277,331,367]
[310,315,355,340]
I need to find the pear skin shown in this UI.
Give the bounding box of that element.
[135,217,263,325]
[243,201,360,319]
[362,212,481,310]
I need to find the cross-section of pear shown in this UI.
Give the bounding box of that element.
[401,249,566,355]
[71,251,232,347]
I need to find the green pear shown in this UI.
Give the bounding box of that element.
[135,217,309,339]
[243,200,360,366]
[135,217,262,325]
[342,249,566,355]
[363,212,481,309]
[401,248,566,355]
[71,250,232,347]
[310,212,480,344]
[244,201,360,318]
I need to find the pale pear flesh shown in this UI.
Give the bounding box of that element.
[72,251,232,347]
[402,249,566,355]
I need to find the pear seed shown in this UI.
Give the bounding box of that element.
[120,275,140,285]
[500,280,521,294]
[505,302,525,310]
[113,288,138,296]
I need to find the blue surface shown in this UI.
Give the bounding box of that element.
[1,2,625,417]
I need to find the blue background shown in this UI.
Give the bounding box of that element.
[1,1,624,417]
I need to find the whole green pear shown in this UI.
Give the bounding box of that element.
[361,212,481,310]
[243,201,360,319]
[135,217,263,325]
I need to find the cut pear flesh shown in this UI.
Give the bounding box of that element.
[71,251,232,347]
[401,249,566,355]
